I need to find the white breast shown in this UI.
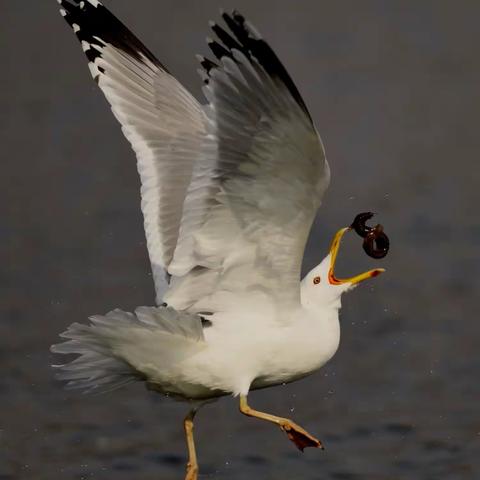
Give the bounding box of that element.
[163,307,341,398]
[249,310,341,390]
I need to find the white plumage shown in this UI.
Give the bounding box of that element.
[52,1,385,478]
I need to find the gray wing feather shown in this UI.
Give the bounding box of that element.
[58,1,208,302]
[165,12,329,312]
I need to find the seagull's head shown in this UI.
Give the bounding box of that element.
[301,227,385,309]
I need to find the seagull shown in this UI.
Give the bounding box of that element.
[52,1,386,478]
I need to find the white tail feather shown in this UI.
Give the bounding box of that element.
[51,306,205,394]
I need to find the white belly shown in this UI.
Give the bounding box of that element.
[158,309,341,399]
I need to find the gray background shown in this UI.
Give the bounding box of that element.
[1,1,479,479]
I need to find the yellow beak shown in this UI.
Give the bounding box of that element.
[328,227,385,285]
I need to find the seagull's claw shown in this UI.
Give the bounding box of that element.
[280,421,324,452]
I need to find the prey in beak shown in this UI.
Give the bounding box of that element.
[328,227,386,286]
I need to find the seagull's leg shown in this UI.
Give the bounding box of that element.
[239,395,324,451]
[184,408,199,480]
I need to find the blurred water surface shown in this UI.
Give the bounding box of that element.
[0,1,479,479]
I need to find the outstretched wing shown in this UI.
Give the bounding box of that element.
[58,0,208,301]
[58,2,329,315]
[164,12,330,314]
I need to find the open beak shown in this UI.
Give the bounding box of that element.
[328,227,385,285]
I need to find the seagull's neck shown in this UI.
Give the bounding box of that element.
[301,295,343,313]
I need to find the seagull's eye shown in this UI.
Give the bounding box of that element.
[313,276,321,285]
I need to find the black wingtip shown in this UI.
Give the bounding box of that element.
[208,39,233,62]
[210,21,243,52]
[57,0,167,72]
[201,10,312,123]
[220,10,313,123]
[198,56,219,75]
[232,10,244,22]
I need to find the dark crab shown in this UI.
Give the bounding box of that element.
[351,212,390,259]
